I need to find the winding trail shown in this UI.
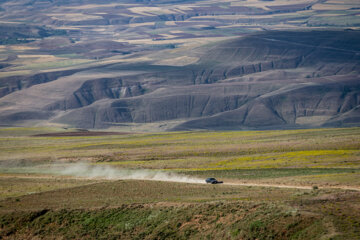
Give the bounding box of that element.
[224,182,360,192]
[2,173,360,192]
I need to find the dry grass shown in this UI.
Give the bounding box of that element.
[12,58,92,71]
[46,13,103,21]
[62,3,130,10]
[0,178,322,212]
[9,46,39,51]
[153,56,199,66]
[312,3,358,11]
[123,36,231,46]
[0,70,32,78]
[231,0,314,10]
[0,174,98,200]
[129,7,177,16]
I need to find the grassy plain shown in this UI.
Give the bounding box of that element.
[0,127,359,239]
[1,127,359,181]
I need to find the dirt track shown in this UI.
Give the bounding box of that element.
[224,182,360,192]
[2,173,359,192]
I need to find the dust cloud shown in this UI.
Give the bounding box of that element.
[53,162,205,184]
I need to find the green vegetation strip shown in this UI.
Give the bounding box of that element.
[1,127,359,170]
[181,168,360,179]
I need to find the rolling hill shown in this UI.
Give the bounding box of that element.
[0,0,359,130]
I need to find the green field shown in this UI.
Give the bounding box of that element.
[0,127,360,239]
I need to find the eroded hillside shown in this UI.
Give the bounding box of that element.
[0,0,359,130]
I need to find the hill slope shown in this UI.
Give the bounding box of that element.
[0,30,359,130]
